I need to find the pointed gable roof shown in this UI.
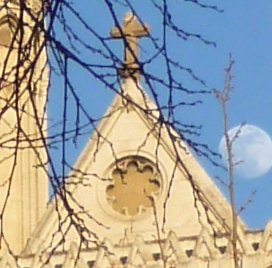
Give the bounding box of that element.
[25,78,246,257]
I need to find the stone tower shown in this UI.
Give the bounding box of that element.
[0,0,48,254]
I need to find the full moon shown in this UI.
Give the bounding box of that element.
[219,124,272,179]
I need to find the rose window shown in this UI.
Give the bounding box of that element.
[106,156,161,216]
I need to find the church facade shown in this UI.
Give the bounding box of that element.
[0,1,272,267]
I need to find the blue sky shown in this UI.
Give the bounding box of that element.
[48,1,272,229]
[187,1,272,229]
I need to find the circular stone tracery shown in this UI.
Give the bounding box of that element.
[0,26,12,47]
[106,156,161,216]
[0,16,16,48]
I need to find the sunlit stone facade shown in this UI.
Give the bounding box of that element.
[0,3,271,268]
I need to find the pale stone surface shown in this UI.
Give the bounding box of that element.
[0,7,271,268]
[0,1,48,254]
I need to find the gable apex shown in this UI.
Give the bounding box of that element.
[26,78,246,257]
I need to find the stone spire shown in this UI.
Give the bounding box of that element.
[111,12,150,80]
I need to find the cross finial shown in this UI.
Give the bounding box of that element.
[111,12,150,80]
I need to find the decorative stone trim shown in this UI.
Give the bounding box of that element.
[105,156,161,217]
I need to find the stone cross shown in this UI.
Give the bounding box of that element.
[110,12,149,79]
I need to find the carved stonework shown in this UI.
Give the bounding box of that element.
[106,156,161,216]
[0,27,12,47]
[110,12,150,80]
[0,18,14,47]
[0,83,13,103]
